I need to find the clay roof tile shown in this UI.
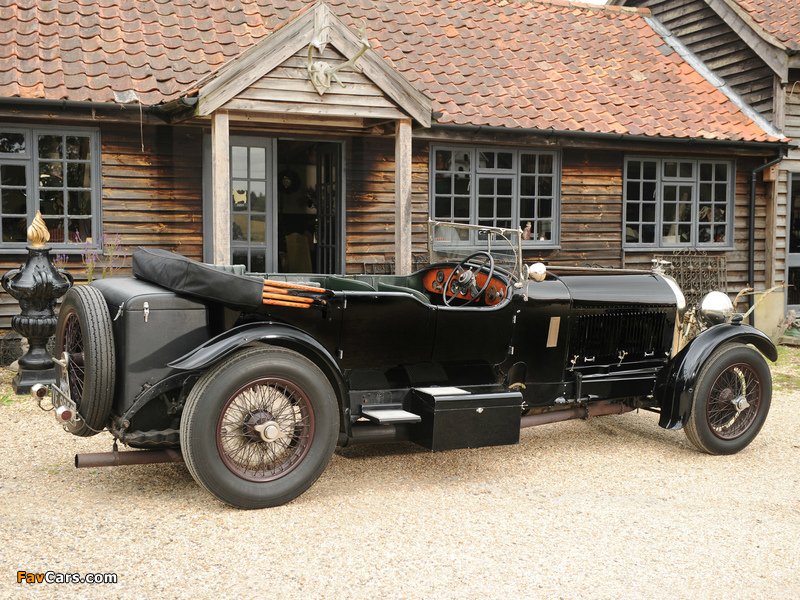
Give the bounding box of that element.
[0,0,778,142]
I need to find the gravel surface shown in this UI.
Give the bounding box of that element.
[1,370,799,599]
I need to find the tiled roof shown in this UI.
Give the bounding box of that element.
[732,0,800,52]
[0,0,780,142]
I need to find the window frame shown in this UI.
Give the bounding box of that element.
[0,125,102,252]
[429,145,561,249]
[623,156,735,251]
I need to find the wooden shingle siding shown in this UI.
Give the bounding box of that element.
[344,136,429,273]
[102,124,204,260]
[640,0,776,121]
[548,150,624,267]
[785,81,800,139]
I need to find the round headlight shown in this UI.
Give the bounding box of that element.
[526,262,547,282]
[698,291,733,327]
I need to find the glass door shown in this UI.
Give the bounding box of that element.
[230,137,274,273]
[788,173,800,312]
[225,137,342,274]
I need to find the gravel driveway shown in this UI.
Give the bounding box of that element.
[1,384,798,600]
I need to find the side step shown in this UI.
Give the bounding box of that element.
[360,404,422,425]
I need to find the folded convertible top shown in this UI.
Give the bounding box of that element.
[132,247,264,311]
[132,247,332,311]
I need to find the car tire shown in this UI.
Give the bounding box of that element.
[180,346,339,509]
[54,285,116,437]
[684,343,771,455]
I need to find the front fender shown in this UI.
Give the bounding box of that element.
[655,322,777,430]
[168,320,346,398]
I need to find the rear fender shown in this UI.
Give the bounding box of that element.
[655,322,777,430]
[169,321,347,421]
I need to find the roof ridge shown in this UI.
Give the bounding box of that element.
[498,0,651,18]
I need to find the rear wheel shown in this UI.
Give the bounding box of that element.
[684,344,771,455]
[54,285,115,436]
[180,346,339,509]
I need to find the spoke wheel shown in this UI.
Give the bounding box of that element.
[62,311,86,403]
[705,363,761,440]
[54,285,115,436]
[181,346,338,509]
[217,378,315,482]
[685,344,771,455]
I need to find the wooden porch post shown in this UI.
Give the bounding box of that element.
[395,118,412,275]
[211,110,230,265]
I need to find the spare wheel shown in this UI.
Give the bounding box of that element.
[54,285,116,436]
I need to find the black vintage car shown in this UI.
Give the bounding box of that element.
[43,222,776,509]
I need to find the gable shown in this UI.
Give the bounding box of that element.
[220,45,410,123]
[191,2,430,127]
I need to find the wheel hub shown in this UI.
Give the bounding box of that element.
[732,396,750,412]
[254,421,283,442]
[241,410,275,442]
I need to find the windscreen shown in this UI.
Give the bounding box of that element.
[428,221,522,278]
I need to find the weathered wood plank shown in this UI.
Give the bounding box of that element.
[222,98,407,120]
[211,111,230,264]
[249,77,387,98]
[236,87,399,109]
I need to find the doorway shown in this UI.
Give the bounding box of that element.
[227,137,343,274]
[788,173,800,312]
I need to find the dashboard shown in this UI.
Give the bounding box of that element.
[421,266,508,306]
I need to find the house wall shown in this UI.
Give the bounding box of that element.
[340,133,775,297]
[344,136,429,273]
[0,121,778,329]
[101,123,204,260]
[0,121,204,329]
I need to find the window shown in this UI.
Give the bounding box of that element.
[431,147,560,245]
[0,127,100,247]
[624,157,734,249]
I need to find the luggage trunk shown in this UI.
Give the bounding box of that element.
[91,278,213,414]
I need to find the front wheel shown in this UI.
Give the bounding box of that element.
[684,344,771,455]
[180,346,339,509]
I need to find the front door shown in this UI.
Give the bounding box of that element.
[225,138,343,274]
[316,142,340,273]
[788,173,800,312]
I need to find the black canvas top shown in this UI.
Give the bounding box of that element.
[132,247,264,311]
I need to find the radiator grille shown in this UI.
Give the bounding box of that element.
[569,309,670,361]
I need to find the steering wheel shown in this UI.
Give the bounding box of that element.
[443,251,495,306]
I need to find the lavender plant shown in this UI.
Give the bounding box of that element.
[75,232,126,283]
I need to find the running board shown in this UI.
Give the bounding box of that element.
[360,404,422,425]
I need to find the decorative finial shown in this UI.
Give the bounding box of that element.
[27,211,50,248]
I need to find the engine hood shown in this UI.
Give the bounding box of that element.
[558,272,681,309]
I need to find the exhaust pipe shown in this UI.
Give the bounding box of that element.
[75,449,184,468]
[338,423,412,446]
[521,400,635,429]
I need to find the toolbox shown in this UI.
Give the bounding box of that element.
[410,387,523,451]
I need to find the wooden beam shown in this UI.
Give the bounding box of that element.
[774,75,786,131]
[395,118,413,274]
[221,98,407,120]
[211,111,230,265]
